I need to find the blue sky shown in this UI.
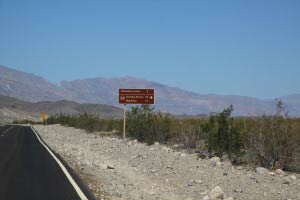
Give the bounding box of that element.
[0,0,299,99]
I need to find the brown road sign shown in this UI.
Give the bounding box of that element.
[119,89,154,104]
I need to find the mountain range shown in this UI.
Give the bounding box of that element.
[1,65,299,116]
[0,94,123,124]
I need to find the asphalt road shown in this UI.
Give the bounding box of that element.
[0,125,92,200]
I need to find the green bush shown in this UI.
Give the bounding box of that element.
[201,105,243,158]
[12,119,41,124]
[47,113,122,133]
[126,105,172,145]
[241,102,300,169]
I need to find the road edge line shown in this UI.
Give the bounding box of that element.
[30,126,88,200]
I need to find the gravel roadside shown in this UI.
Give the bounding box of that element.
[34,125,300,200]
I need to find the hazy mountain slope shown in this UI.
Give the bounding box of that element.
[0,108,40,124]
[0,94,123,120]
[0,65,63,102]
[281,94,300,116]
[19,100,123,118]
[60,77,277,116]
[0,65,299,116]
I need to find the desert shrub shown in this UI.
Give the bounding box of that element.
[243,101,300,169]
[201,105,243,158]
[169,118,204,149]
[126,105,172,144]
[47,113,122,133]
[12,119,41,124]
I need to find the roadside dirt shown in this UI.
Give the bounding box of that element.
[34,125,300,200]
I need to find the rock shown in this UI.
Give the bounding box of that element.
[209,186,224,199]
[153,142,160,146]
[130,155,138,159]
[107,165,115,169]
[149,190,156,195]
[224,197,234,200]
[161,146,171,152]
[223,172,228,176]
[150,169,157,173]
[233,189,243,193]
[127,141,133,146]
[93,160,101,166]
[132,139,138,144]
[203,195,210,200]
[289,175,297,180]
[99,164,108,169]
[268,172,275,176]
[275,169,285,176]
[256,167,269,174]
[236,166,243,170]
[194,179,203,184]
[210,157,221,167]
[210,157,221,163]
[187,182,193,186]
[283,177,290,185]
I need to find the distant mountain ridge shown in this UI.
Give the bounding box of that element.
[1,65,300,116]
[0,94,123,123]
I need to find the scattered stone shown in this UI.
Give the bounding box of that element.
[187,181,193,186]
[256,167,269,174]
[210,157,221,167]
[236,166,243,170]
[210,157,221,163]
[194,179,203,184]
[180,153,187,157]
[209,186,224,199]
[132,139,138,144]
[161,146,171,152]
[98,163,108,169]
[224,197,234,200]
[275,169,285,176]
[234,189,243,193]
[290,175,297,180]
[268,172,275,176]
[283,177,290,185]
[107,165,115,169]
[223,172,228,176]
[153,142,159,146]
[166,165,173,169]
[203,195,210,200]
[149,190,156,195]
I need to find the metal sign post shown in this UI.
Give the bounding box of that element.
[119,89,155,140]
[123,105,126,140]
